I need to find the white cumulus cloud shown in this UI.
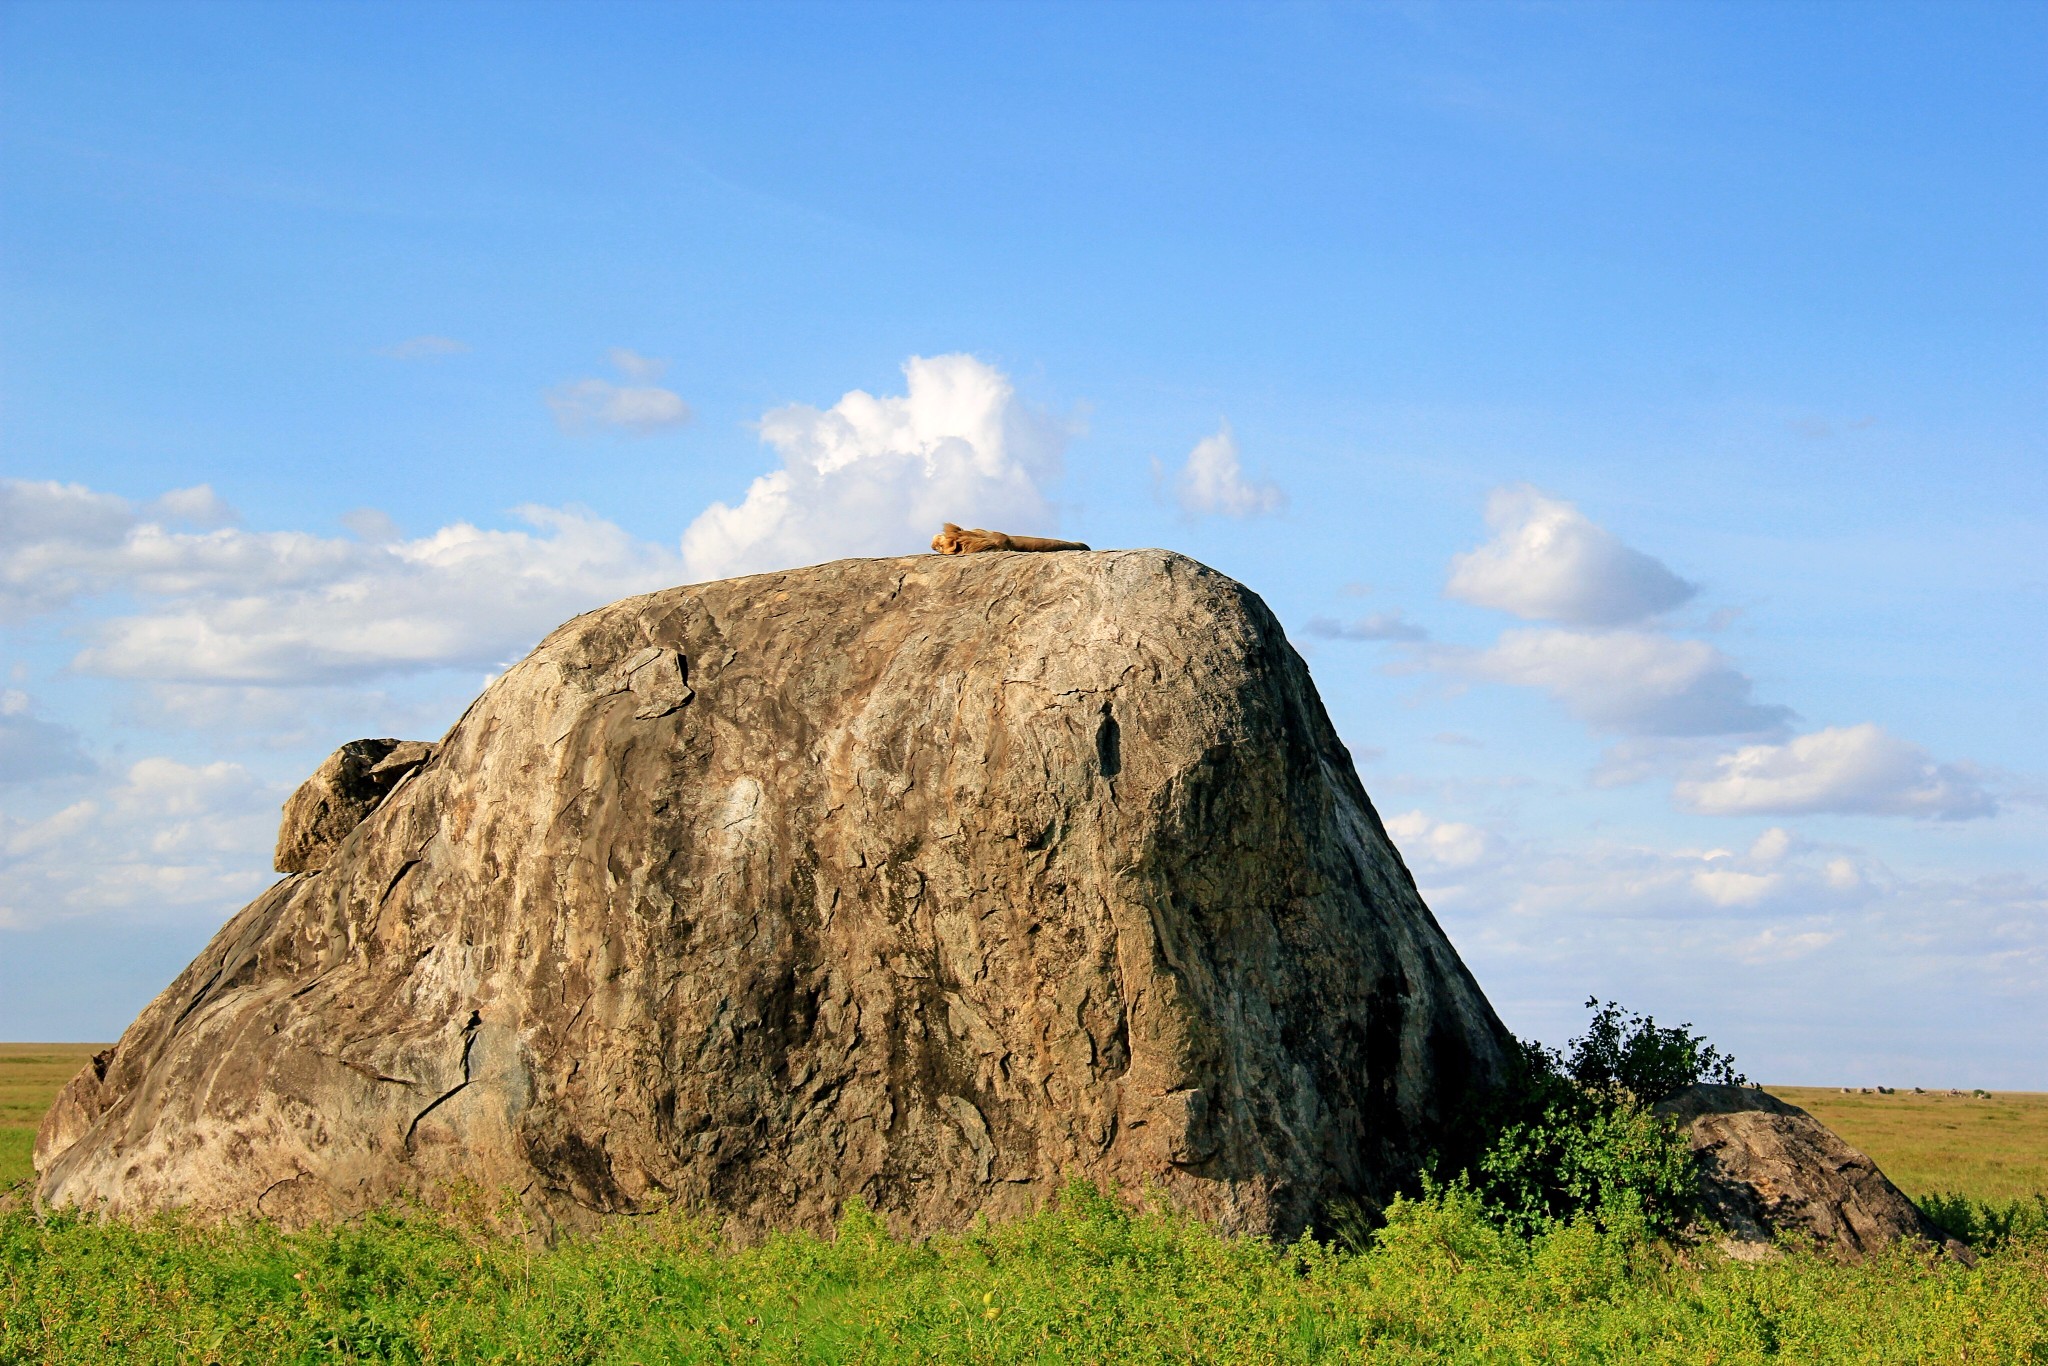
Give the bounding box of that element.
[1159,421,1284,518]
[1691,868,1782,907]
[0,756,282,928]
[1465,627,1792,737]
[1447,486,1696,626]
[681,353,1068,582]
[144,485,238,528]
[1,478,686,684]
[547,349,692,435]
[1676,724,1997,820]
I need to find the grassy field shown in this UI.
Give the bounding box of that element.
[2,1054,2045,1361]
[0,1043,103,1190]
[3,1185,2045,1363]
[1769,1085,2048,1204]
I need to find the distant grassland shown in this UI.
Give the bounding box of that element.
[1768,1085,2048,1204]
[0,1044,102,1190]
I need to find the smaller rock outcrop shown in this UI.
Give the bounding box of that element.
[1657,1085,1971,1262]
[273,739,435,874]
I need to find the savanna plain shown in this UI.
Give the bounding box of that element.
[3,1044,2044,1363]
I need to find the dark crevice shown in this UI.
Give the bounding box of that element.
[379,859,422,905]
[323,1053,419,1087]
[1095,701,1122,780]
[169,964,228,1033]
[254,1172,302,1216]
[405,1010,482,1147]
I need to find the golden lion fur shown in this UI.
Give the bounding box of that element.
[930,523,1090,555]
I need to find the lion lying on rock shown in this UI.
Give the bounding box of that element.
[931,523,1091,555]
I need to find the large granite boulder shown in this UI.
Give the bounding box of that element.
[36,550,1510,1239]
[1657,1085,1972,1262]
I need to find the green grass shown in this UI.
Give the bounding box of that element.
[2,1185,2044,1364]
[7,1060,2045,1361]
[0,1043,104,1188]
[1768,1086,2048,1204]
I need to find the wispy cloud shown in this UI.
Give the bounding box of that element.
[548,349,693,435]
[1,477,686,684]
[1459,627,1793,738]
[1157,421,1284,518]
[1307,610,1429,642]
[0,691,94,784]
[1384,809,1500,869]
[1389,806,2045,1078]
[0,756,281,929]
[607,347,667,381]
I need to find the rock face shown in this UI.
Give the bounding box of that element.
[36,550,1510,1240]
[1657,1085,1971,1262]
[275,739,436,874]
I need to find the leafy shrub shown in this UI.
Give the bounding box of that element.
[1426,998,1746,1239]
[1558,997,1746,1101]
[1468,1081,1699,1238]
[1920,1191,2048,1250]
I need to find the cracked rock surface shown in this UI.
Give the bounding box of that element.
[35,549,1509,1240]
[1658,1085,1973,1263]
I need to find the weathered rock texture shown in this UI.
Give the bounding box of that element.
[275,739,436,873]
[1658,1085,1971,1262]
[36,550,1510,1239]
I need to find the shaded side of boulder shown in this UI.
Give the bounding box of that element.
[273,739,436,873]
[1657,1084,1972,1262]
[37,549,1510,1242]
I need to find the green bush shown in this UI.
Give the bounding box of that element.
[1920,1191,2048,1250]
[1559,997,1746,1100]
[1468,1084,1699,1238]
[1430,998,1745,1239]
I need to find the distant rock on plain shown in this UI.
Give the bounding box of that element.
[1658,1084,1975,1263]
[36,549,1514,1240]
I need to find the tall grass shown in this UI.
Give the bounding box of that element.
[1920,1192,2048,1251]
[4,1182,2043,1364]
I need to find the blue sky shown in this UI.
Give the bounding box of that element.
[2,1,2042,1084]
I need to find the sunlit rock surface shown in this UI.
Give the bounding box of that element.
[37,549,1509,1240]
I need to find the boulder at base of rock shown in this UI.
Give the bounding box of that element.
[1657,1084,1972,1262]
[36,550,1509,1241]
[274,739,436,873]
